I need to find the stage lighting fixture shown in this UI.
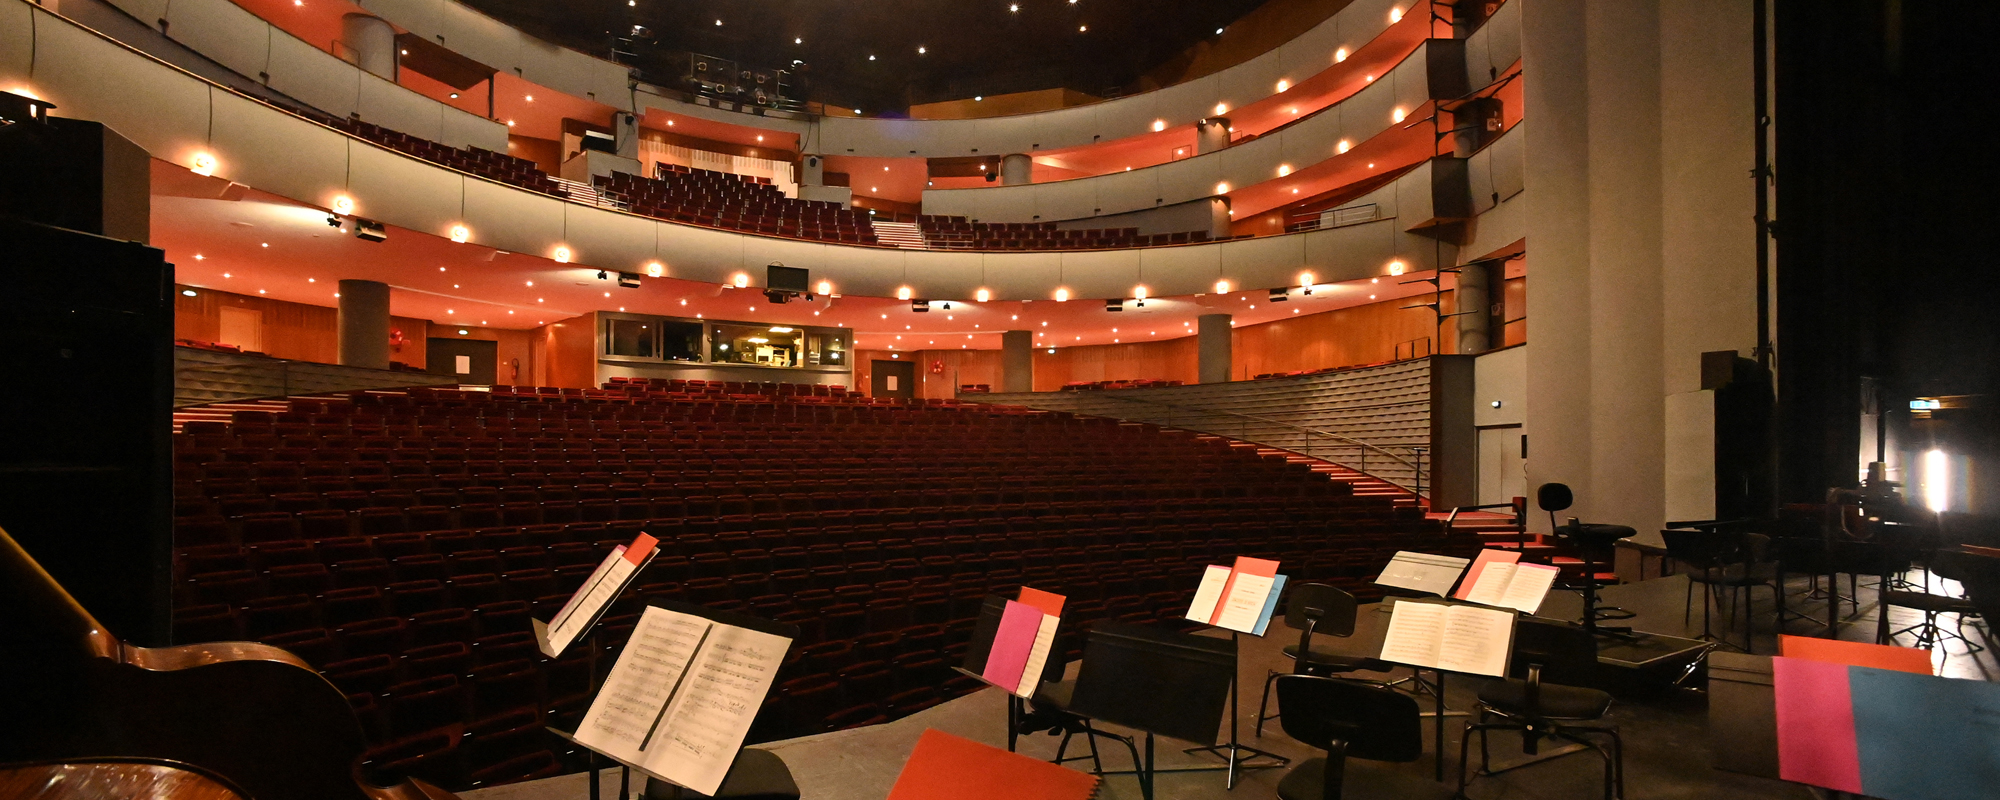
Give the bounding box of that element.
[912,300,931,312]
[1106,299,1124,312]
[353,219,387,242]
[598,270,609,280]
[1269,288,1289,302]
[617,272,642,288]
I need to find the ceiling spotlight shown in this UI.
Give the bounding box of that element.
[715,19,722,25]
[1009,3,1019,11]
[975,288,991,302]
[552,245,571,263]
[646,262,665,277]
[1215,279,1232,293]
[448,92,459,99]
[190,152,218,177]
[1054,287,1071,302]
[330,195,355,215]
[918,46,927,54]
[449,224,470,243]
[897,286,914,301]
[795,37,802,44]
[1078,25,1087,32]
[974,96,983,102]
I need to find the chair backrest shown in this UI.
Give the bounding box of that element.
[1284,582,1358,638]
[1273,675,1423,763]
[1661,528,1748,569]
[1509,617,1599,687]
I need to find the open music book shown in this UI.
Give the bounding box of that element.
[534,532,658,657]
[1185,556,1282,634]
[1377,601,1515,677]
[1374,551,1473,597]
[573,603,792,795]
[1460,557,1561,614]
[963,587,1066,697]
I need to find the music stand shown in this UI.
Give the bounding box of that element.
[1067,624,1240,800]
[530,546,659,800]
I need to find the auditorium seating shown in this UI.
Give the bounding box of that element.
[598,169,880,245]
[320,116,569,199]
[916,216,1208,250]
[1059,379,1186,391]
[168,381,1472,789]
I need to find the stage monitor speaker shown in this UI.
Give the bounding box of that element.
[0,216,174,645]
[0,117,150,244]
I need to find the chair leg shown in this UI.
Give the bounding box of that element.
[1083,721,1105,775]
[1255,670,1281,737]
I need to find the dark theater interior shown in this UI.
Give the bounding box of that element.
[3,1,1998,799]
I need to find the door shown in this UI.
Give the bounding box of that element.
[871,359,916,399]
[217,306,262,352]
[427,337,498,385]
[1476,425,1527,506]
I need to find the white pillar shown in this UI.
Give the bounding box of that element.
[341,14,398,81]
[1196,118,1231,154]
[1001,154,1032,186]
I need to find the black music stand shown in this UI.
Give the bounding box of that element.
[1068,623,1240,800]
[529,547,659,800]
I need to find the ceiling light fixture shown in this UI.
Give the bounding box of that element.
[1215,279,1232,293]
[1053,287,1070,302]
[897,286,913,301]
[1276,79,1290,93]
[330,195,355,215]
[1335,47,1349,63]
[190,152,218,177]
[975,288,991,302]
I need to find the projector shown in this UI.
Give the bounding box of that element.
[353,219,387,242]
[617,272,642,288]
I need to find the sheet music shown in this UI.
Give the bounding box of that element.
[1375,551,1472,596]
[1497,564,1559,613]
[1454,549,1522,600]
[1462,562,1520,608]
[573,606,792,797]
[546,552,636,656]
[1214,572,1277,633]
[1435,605,1515,677]
[1378,601,1447,669]
[1014,612,1061,698]
[643,621,792,795]
[575,607,710,762]
[1184,565,1232,622]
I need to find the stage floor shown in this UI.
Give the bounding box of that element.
[471,572,1989,800]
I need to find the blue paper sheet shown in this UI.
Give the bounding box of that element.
[1849,666,2000,800]
[1251,574,1288,636]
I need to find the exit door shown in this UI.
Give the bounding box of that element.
[872,359,916,399]
[1476,425,1527,506]
[428,337,497,385]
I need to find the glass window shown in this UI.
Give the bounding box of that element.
[711,323,802,367]
[808,330,849,366]
[659,320,703,362]
[606,318,657,358]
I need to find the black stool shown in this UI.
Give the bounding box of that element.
[1538,483,1636,637]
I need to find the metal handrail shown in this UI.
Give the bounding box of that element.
[1077,393,1430,496]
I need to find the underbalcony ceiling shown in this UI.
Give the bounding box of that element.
[458,0,1278,113]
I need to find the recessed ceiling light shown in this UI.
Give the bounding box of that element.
[918,46,927,54]
[974,96,983,102]
[260,242,268,248]
[1078,25,1087,32]
[1009,3,1020,11]
[868,55,876,61]
[181,289,197,297]
[795,37,803,44]
[525,95,534,101]
[715,19,722,26]
[194,254,204,260]
[449,92,459,99]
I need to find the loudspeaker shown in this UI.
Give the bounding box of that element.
[0,217,174,645]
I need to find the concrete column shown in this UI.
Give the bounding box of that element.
[1198,314,1232,384]
[1000,154,1033,186]
[341,14,398,81]
[1001,330,1033,393]
[1454,262,1492,354]
[338,280,391,370]
[1196,118,1232,154]
[801,155,824,186]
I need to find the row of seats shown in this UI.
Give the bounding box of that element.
[915,215,1213,250]
[598,170,881,245]
[1060,379,1187,390]
[169,385,1473,789]
[325,117,567,199]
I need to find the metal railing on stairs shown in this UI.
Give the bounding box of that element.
[1031,392,1431,499]
[174,348,457,407]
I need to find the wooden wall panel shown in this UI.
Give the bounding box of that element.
[1030,337,1202,391]
[1230,291,1459,380]
[540,313,597,389]
[173,285,338,364]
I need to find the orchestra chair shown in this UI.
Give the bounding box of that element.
[1255,582,1394,736]
[1457,618,1623,800]
[642,749,799,799]
[1270,675,1454,800]
[1006,632,1145,781]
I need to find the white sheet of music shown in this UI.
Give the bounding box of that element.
[545,551,635,656]
[1464,562,1561,614]
[1184,565,1232,622]
[572,606,792,796]
[1214,572,1277,633]
[1014,612,1061,698]
[1374,551,1472,596]
[1378,601,1448,669]
[1378,602,1514,678]
[1435,605,1514,677]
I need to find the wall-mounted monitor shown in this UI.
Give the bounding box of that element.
[768,264,810,294]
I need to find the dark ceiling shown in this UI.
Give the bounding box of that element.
[458,0,1277,114]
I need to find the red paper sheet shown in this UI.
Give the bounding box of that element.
[1018,586,1067,618]
[1778,635,1933,675]
[1773,656,1864,794]
[1453,549,1522,600]
[622,532,658,565]
[886,729,1100,800]
[1208,556,1279,626]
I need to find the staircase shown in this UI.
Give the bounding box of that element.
[175,348,456,407]
[871,220,929,250]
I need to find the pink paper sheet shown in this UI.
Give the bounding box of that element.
[981,600,1043,693]
[1773,656,1863,794]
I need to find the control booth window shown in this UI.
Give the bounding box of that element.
[605,317,657,358]
[807,330,850,366]
[712,323,802,367]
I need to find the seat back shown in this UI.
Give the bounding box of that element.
[1273,675,1423,763]
[1283,582,1358,637]
[1509,617,1598,687]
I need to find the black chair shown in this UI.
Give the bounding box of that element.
[1877,546,1985,660]
[1255,583,1394,736]
[1457,617,1624,800]
[1537,483,1636,636]
[1271,675,1455,800]
[1006,631,1145,783]
[1661,528,1784,651]
[642,748,799,799]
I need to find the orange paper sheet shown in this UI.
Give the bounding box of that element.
[1018,586,1067,617]
[1209,556,1279,626]
[1777,635,1933,675]
[886,729,1100,800]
